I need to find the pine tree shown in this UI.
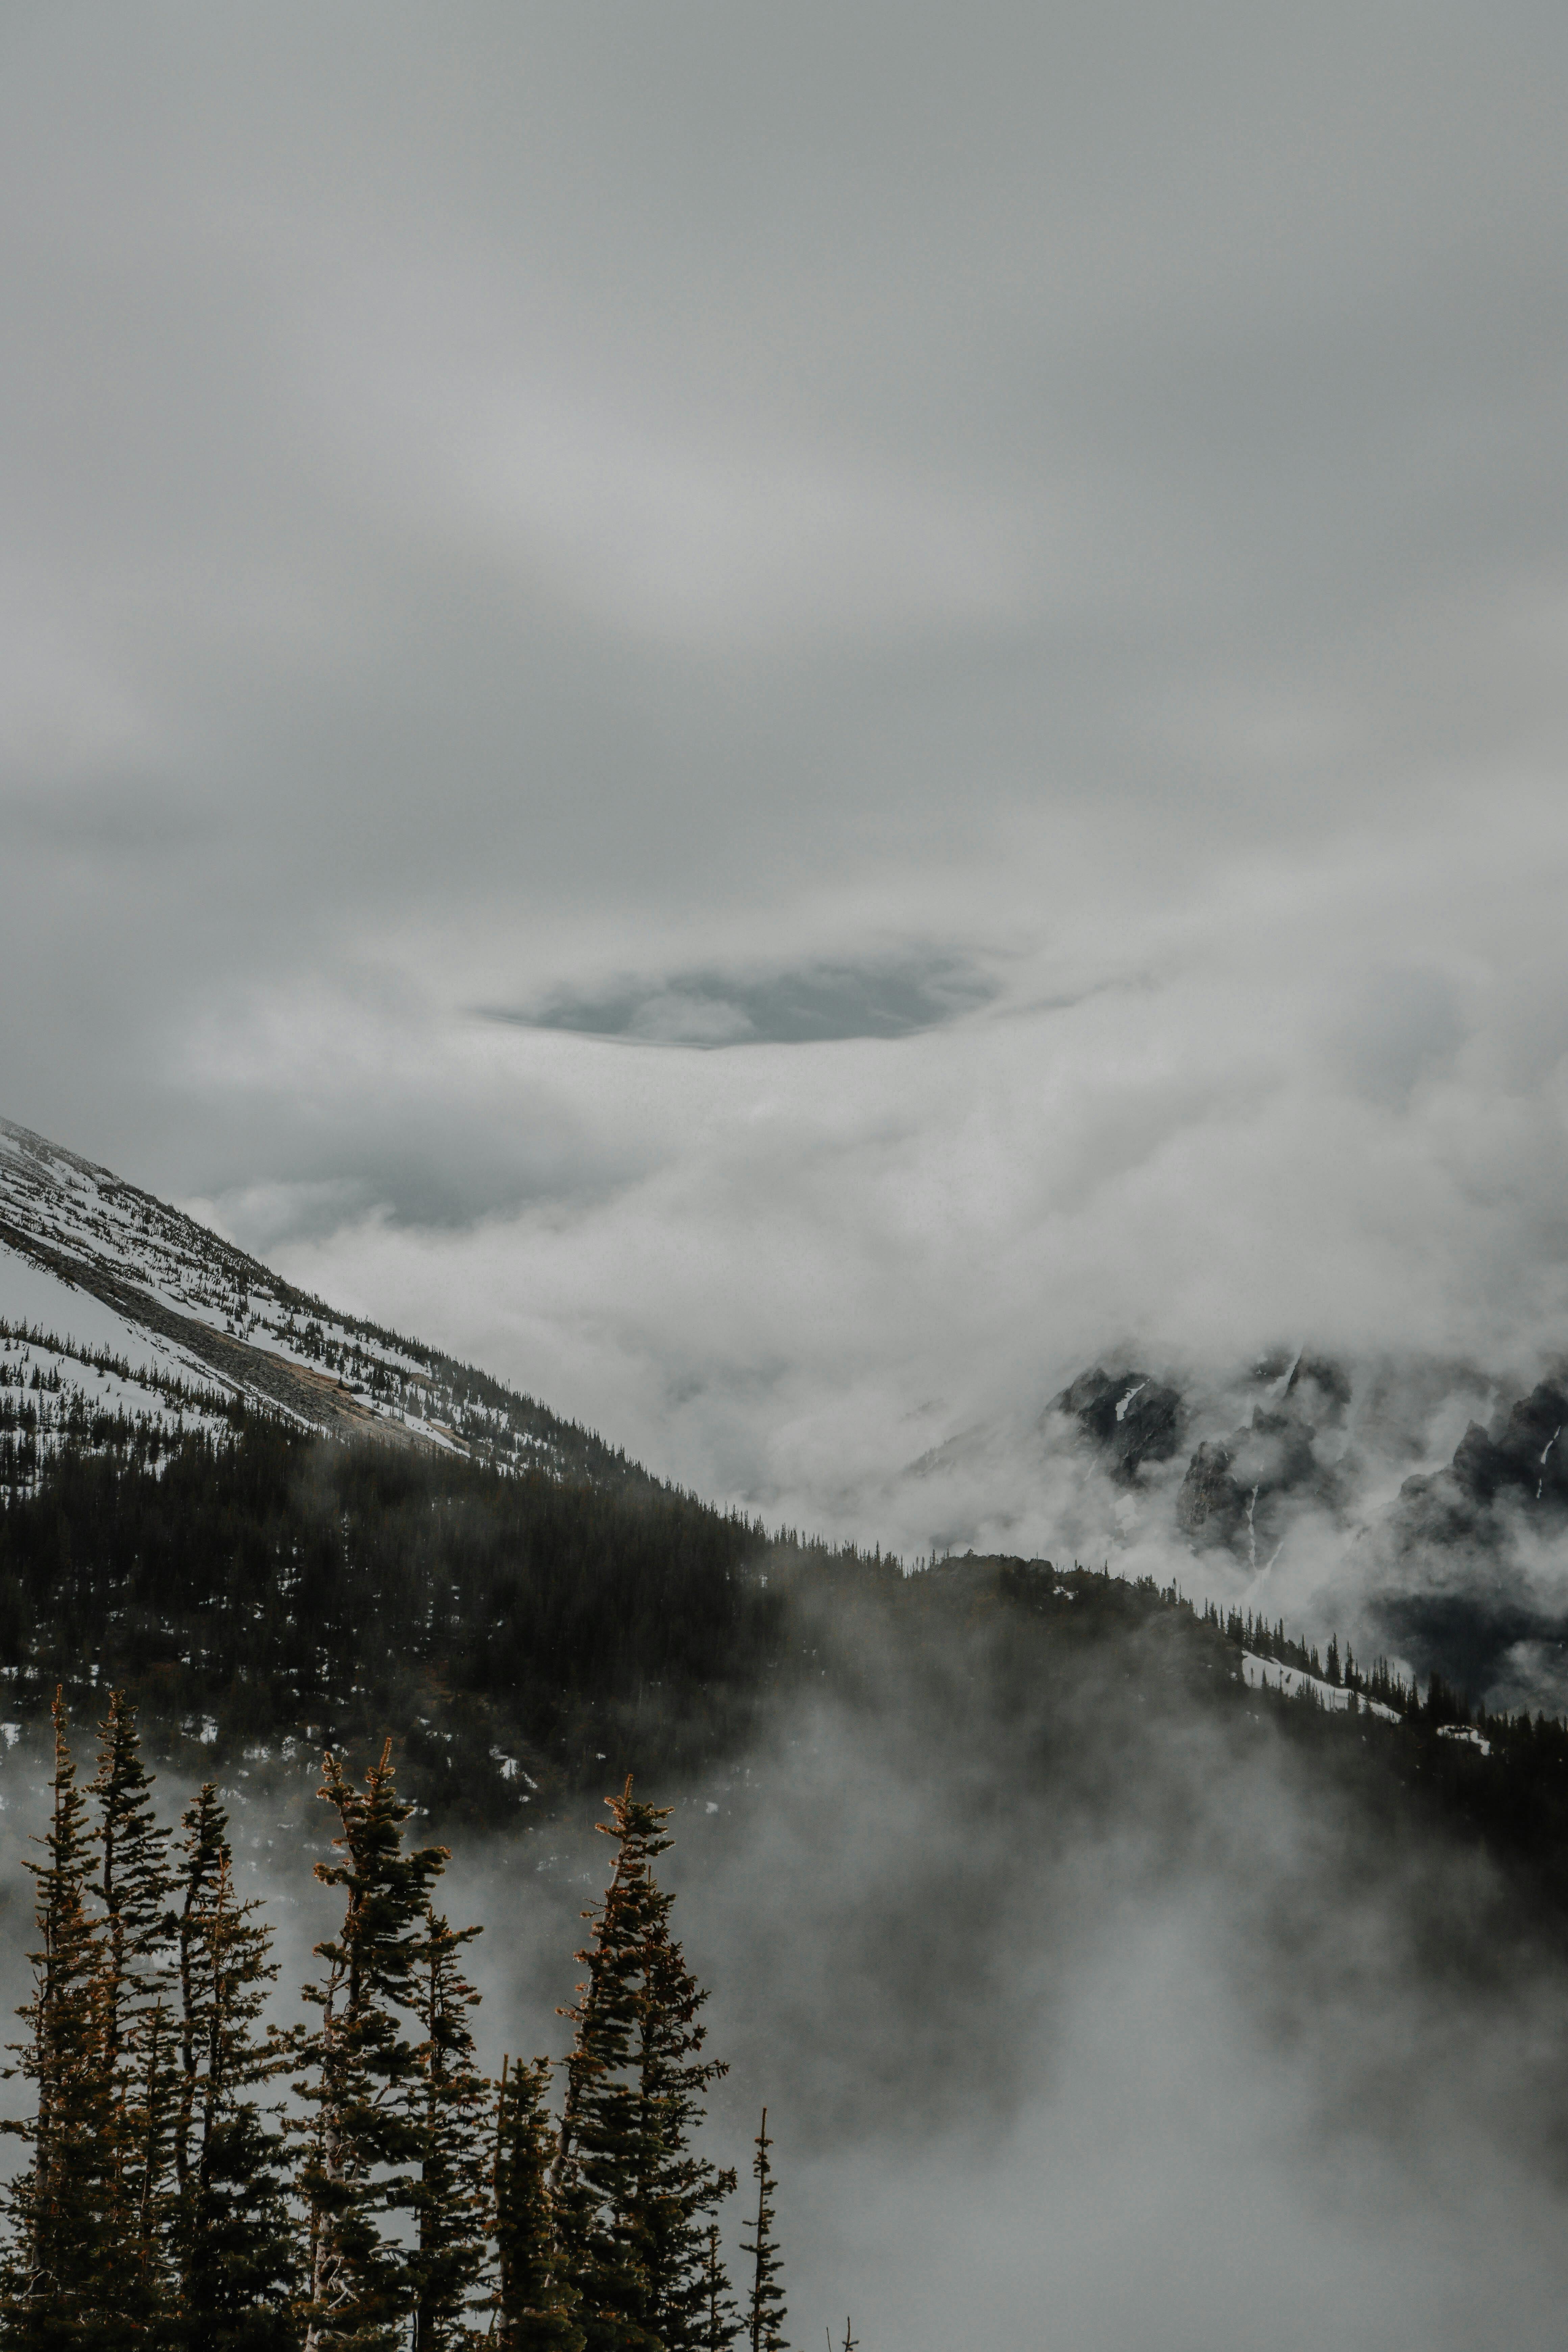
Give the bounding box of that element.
[169,1785,297,2352]
[492,2059,581,2352]
[700,2227,738,2352]
[554,1783,663,2352]
[297,1743,449,2352]
[0,1693,118,2352]
[408,1915,489,2352]
[555,1781,735,2352]
[128,1995,179,2322]
[637,1930,735,2352]
[88,1692,177,2339]
[739,2112,785,2352]
[89,1694,173,2080]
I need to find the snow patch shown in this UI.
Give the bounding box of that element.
[1242,1651,1401,1724]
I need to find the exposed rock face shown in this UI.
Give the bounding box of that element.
[1449,1377,1568,1508]
[1175,1406,1326,1556]
[1175,1438,1249,1550]
[1360,1372,1568,1708]
[1056,1367,1183,1484]
[1388,1374,1568,1549]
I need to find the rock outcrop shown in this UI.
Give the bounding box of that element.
[1056,1367,1183,1484]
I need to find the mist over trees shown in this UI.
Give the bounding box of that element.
[10,1425,1568,2343]
[0,1699,796,2352]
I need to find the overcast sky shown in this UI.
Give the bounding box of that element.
[5,2,1568,1539]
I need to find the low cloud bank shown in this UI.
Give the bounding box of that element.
[3,1574,1566,2346]
[443,1610,1568,2350]
[205,843,1568,1696]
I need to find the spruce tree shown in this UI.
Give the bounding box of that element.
[555,1781,734,2352]
[492,2059,581,2352]
[127,1995,178,2322]
[554,1784,659,2352]
[699,2227,738,2352]
[169,1786,297,2352]
[408,1916,489,2352]
[88,1694,177,2342]
[0,1693,118,2352]
[297,1744,449,2352]
[637,1929,735,2351]
[89,1694,173,2081]
[739,2113,785,2352]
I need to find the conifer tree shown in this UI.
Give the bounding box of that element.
[492,2059,582,2352]
[169,1785,297,2352]
[0,1693,118,2352]
[638,1930,736,2352]
[554,1783,662,2352]
[408,1915,489,2352]
[297,1744,449,2352]
[739,2112,785,2352]
[88,1692,177,2339]
[89,1693,173,2079]
[555,1781,735,2352]
[700,2226,739,2352]
[128,1994,179,2317]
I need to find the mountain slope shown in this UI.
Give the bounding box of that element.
[0,1119,639,1490]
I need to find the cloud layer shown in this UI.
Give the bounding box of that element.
[2,3,1567,1618]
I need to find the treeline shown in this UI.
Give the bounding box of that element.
[2,1693,815,2352]
[0,1427,802,1810]
[0,1325,244,1500]
[1191,1592,1561,1748]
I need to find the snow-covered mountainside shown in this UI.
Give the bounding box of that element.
[0,1120,636,1492]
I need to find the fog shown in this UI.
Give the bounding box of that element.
[436,1651,1568,2346]
[7,1599,1560,2349]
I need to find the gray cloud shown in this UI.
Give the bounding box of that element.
[9,10,1568,2329]
[1,7,1567,1625]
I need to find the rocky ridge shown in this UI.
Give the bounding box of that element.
[0,1119,637,1491]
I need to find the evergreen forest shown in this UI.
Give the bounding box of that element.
[0,1690,798,2352]
[5,1419,1568,2350]
[1,1419,1568,1924]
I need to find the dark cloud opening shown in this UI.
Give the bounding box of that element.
[485,953,997,1048]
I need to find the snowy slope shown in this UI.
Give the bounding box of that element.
[1241,1651,1401,1723]
[0,1120,636,1492]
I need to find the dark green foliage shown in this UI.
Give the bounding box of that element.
[555,1787,665,2352]
[492,2060,582,2352]
[1,1696,125,2352]
[699,2227,739,2352]
[556,1783,735,2352]
[636,1926,736,2352]
[89,1693,178,2317]
[0,1701,788,2352]
[296,1745,449,2352]
[0,1427,789,1807]
[170,1787,297,2352]
[739,2114,785,2352]
[408,1918,489,2352]
[175,2104,298,2352]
